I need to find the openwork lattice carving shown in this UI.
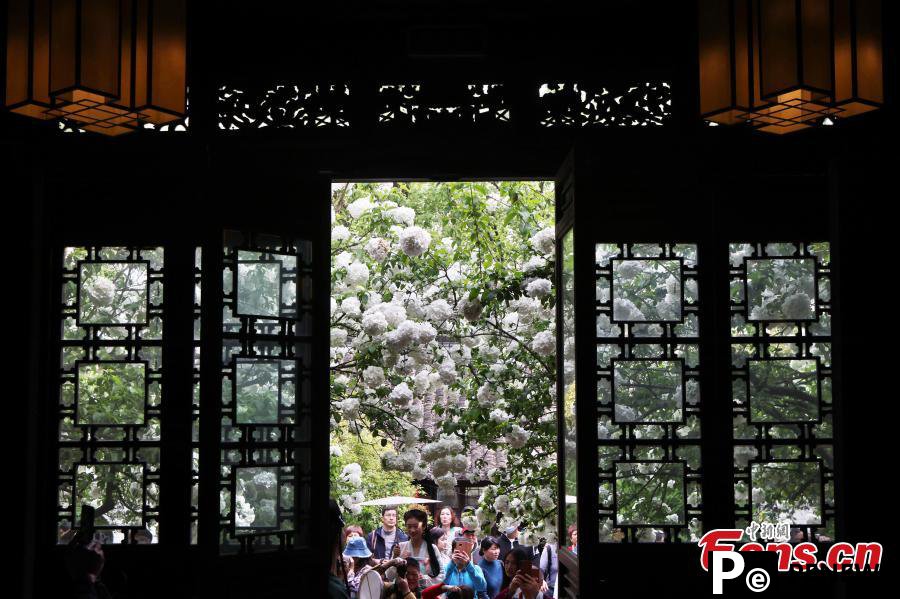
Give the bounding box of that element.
[729,242,835,542]
[377,83,509,125]
[60,92,190,134]
[595,243,702,543]
[57,247,165,544]
[190,248,201,544]
[218,84,351,130]
[539,82,671,128]
[218,232,314,552]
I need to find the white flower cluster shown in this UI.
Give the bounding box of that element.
[459,296,483,322]
[332,225,350,242]
[525,278,552,298]
[490,408,509,423]
[339,396,360,419]
[420,434,468,490]
[425,299,453,323]
[389,382,414,407]
[385,320,437,352]
[522,256,546,273]
[531,330,555,356]
[365,237,392,262]
[530,227,555,255]
[84,276,116,306]
[347,196,374,219]
[388,206,416,226]
[438,358,458,383]
[383,449,419,473]
[362,365,385,387]
[340,462,363,487]
[505,425,531,448]
[399,226,432,258]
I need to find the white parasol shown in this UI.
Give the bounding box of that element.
[357,495,442,506]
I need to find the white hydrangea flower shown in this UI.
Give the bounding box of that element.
[389,382,413,407]
[331,327,348,346]
[530,227,555,254]
[379,303,407,327]
[435,472,457,492]
[85,276,116,306]
[523,256,546,273]
[477,384,495,403]
[340,463,362,487]
[330,297,338,315]
[235,495,255,526]
[347,196,374,219]
[345,262,370,286]
[387,206,416,226]
[334,251,353,269]
[425,299,453,323]
[399,226,432,258]
[791,506,819,525]
[363,366,384,387]
[361,310,388,336]
[538,489,554,510]
[329,445,343,457]
[505,424,531,448]
[489,408,509,424]
[438,358,457,384]
[339,396,360,419]
[613,298,644,320]
[493,494,510,512]
[531,330,555,356]
[365,237,391,262]
[459,296,483,322]
[340,296,361,318]
[253,470,278,488]
[331,225,350,242]
[525,278,552,298]
[403,427,420,446]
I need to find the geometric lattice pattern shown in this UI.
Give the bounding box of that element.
[215,81,671,131]
[58,247,164,544]
[538,82,671,128]
[217,84,351,130]
[377,83,510,125]
[730,242,835,542]
[595,243,702,543]
[219,232,314,552]
[191,248,202,544]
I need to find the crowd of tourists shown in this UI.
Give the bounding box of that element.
[329,502,578,599]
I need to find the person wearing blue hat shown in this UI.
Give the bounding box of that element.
[344,536,407,598]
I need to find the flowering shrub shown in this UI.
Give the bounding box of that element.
[330,182,559,541]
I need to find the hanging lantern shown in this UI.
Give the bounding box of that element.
[5,0,186,135]
[698,0,883,134]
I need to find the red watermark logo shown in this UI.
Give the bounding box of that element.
[698,529,883,594]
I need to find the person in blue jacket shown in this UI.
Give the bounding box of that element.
[477,536,504,599]
[442,536,487,597]
[367,506,410,560]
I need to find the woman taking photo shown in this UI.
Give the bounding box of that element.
[438,506,463,540]
[494,547,552,599]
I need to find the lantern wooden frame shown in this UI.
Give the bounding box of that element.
[699,0,883,134]
[5,0,186,135]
